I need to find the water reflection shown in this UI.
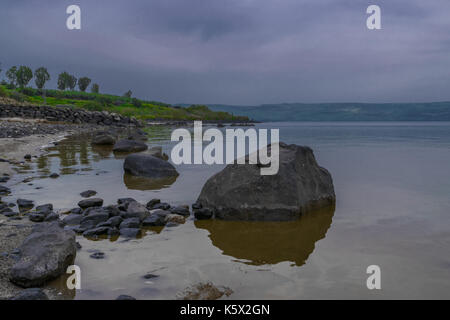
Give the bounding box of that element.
[91,144,113,158]
[45,273,77,300]
[195,204,335,266]
[123,173,178,191]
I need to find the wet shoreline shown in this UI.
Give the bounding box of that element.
[1,121,450,299]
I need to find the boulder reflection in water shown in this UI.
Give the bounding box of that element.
[123,173,178,191]
[195,204,335,266]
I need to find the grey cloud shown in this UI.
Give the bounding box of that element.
[0,0,450,105]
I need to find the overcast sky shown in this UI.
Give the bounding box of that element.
[1,0,450,105]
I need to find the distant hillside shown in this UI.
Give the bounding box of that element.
[206,102,450,121]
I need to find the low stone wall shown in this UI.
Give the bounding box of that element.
[0,104,141,127]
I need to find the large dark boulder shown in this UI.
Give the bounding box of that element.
[9,221,77,288]
[123,154,179,179]
[196,143,335,221]
[113,139,148,153]
[92,133,116,145]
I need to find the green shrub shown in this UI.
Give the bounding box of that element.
[4,83,15,90]
[19,87,38,96]
[131,98,142,108]
[9,91,26,102]
[95,95,113,106]
[83,101,103,111]
[0,86,7,97]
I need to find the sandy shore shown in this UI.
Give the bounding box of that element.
[0,118,98,176]
[0,119,106,299]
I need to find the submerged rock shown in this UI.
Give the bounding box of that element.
[123,154,178,179]
[92,133,116,145]
[80,190,97,198]
[10,221,77,288]
[89,252,105,259]
[116,294,136,300]
[178,282,233,300]
[10,288,49,300]
[113,139,148,153]
[119,227,141,238]
[196,143,335,221]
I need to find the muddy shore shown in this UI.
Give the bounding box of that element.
[0,118,131,299]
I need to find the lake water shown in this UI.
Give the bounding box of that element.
[5,121,450,299]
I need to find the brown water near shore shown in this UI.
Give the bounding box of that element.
[2,122,450,299]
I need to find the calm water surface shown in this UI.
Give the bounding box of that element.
[4,122,450,299]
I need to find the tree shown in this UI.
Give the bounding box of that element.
[123,90,132,98]
[91,83,99,93]
[78,77,91,92]
[0,62,2,78]
[57,71,70,90]
[34,67,50,89]
[16,66,33,88]
[35,67,50,104]
[6,66,18,87]
[57,72,77,90]
[67,74,77,90]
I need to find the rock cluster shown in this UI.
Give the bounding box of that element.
[0,104,141,127]
[0,119,96,138]
[59,197,191,239]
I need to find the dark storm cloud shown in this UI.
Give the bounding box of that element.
[1,0,450,104]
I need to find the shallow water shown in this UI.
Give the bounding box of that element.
[4,122,450,299]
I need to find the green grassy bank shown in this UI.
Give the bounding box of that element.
[0,85,249,122]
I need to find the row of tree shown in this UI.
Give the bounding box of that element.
[0,63,99,93]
